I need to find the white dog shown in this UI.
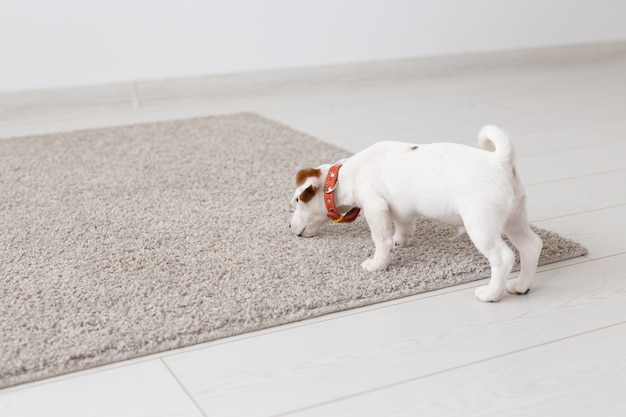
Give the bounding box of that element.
[290,125,542,302]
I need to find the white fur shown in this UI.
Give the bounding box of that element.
[290,125,543,302]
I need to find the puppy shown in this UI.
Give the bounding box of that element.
[290,126,542,302]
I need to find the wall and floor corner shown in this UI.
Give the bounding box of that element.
[1,0,626,92]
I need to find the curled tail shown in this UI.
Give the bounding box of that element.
[478,125,515,165]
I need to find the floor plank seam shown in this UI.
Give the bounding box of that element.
[160,359,208,417]
[526,167,626,187]
[583,252,626,262]
[532,202,626,223]
[271,321,626,417]
[542,201,626,218]
[130,81,141,109]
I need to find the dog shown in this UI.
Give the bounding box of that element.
[290,125,543,302]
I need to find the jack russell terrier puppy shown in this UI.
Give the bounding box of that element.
[290,125,543,302]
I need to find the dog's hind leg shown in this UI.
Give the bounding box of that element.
[504,199,543,295]
[393,217,416,248]
[464,216,515,302]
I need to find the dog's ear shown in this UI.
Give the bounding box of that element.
[292,168,322,204]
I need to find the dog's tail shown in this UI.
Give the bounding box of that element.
[478,125,515,165]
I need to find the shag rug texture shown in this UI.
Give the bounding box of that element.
[0,113,587,388]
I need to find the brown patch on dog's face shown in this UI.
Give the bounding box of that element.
[291,167,327,236]
[296,168,321,186]
[299,185,318,203]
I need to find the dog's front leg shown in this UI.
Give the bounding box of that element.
[361,204,394,272]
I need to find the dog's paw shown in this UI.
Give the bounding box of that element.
[506,278,531,295]
[393,234,409,248]
[361,258,388,272]
[474,285,502,303]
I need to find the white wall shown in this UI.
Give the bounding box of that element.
[1,0,625,91]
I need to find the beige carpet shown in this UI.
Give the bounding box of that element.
[0,113,587,389]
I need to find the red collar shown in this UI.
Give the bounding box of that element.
[324,164,360,223]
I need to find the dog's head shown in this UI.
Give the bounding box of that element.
[290,166,330,237]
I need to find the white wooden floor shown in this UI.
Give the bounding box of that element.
[1,42,626,416]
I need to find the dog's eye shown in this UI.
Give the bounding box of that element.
[295,197,299,203]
